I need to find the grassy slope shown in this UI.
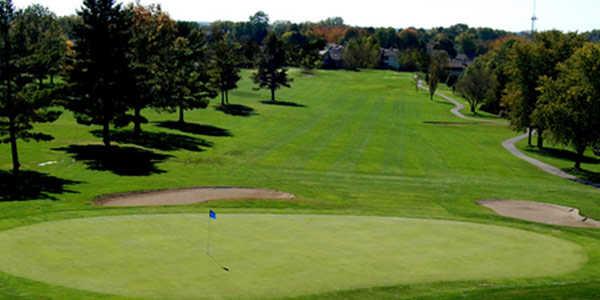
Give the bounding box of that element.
[0,69,598,299]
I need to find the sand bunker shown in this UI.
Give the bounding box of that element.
[96,187,295,207]
[479,200,600,228]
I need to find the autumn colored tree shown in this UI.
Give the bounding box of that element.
[126,3,176,135]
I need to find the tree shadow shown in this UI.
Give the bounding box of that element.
[155,121,232,137]
[90,130,212,152]
[0,170,81,201]
[215,104,256,117]
[565,168,600,184]
[423,121,479,126]
[260,100,306,108]
[524,146,600,165]
[55,145,171,176]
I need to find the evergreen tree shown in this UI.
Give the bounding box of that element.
[253,32,292,102]
[159,29,217,123]
[211,30,241,106]
[0,0,62,175]
[64,0,132,148]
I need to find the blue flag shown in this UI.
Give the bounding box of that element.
[209,210,216,220]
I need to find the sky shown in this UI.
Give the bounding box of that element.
[11,0,600,32]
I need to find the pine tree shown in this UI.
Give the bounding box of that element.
[0,0,62,175]
[253,33,292,102]
[64,0,132,148]
[159,29,217,123]
[211,30,241,106]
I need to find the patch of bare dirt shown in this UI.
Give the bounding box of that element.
[95,187,295,207]
[479,200,600,228]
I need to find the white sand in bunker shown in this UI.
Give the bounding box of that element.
[96,187,295,207]
[479,200,600,228]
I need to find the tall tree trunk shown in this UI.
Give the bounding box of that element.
[102,120,111,148]
[225,90,229,104]
[133,105,142,136]
[470,103,475,113]
[575,148,584,171]
[537,129,544,149]
[271,88,276,102]
[178,105,185,123]
[527,127,532,146]
[8,116,20,175]
[221,88,225,106]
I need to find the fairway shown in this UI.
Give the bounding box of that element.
[0,214,586,299]
[1,70,599,299]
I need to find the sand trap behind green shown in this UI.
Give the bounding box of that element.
[0,214,586,299]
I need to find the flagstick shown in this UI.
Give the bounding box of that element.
[207,210,211,256]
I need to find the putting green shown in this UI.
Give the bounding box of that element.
[0,214,586,299]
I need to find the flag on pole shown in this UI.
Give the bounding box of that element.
[209,210,217,220]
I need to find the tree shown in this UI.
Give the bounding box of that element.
[342,36,380,70]
[0,0,61,175]
[456,59,494,114]
[253,32,292,102]
[64,0,132,148]
[126,3,176,135]
[160,29,217,123]
[502,42,541,146]
[14,5,66,87]
[427,50,449,100]
[534,43,600,170]
[211,30,241,106]
[433,34,457,58]
[455,31,477,58]
[503,32,584,147]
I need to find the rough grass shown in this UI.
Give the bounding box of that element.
[0,69,598,299]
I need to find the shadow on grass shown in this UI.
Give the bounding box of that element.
[215,104,256,117]
[55,145,171,176]
[156,121,232,137]
[0,170,80,201]
[565,168,600,184]
[260,100,306,108]
[423,121,479,126]
[91,130,212,152]
[524,146,600,165]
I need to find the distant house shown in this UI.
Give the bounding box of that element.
[380,48,400,70]
[321,44,344,69]
[447,54,473,76]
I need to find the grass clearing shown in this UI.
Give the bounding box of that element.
[0,69,598,299]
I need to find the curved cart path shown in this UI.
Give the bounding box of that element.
[429,87,599,189]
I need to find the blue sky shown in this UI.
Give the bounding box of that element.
[12,0,600,32]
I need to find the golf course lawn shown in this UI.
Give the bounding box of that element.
[0,69,599,299]
[0,214,586,299]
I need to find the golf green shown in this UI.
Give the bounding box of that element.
[0,214,586,299]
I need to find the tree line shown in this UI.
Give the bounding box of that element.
[451,31,599,170]
[0,0,292,176]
